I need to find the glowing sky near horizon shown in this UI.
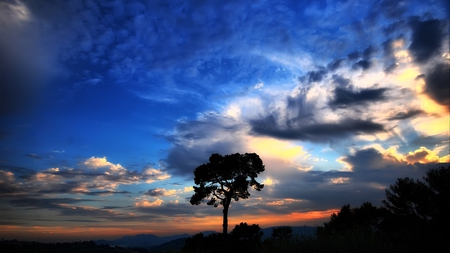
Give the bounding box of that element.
[0,0,449,242]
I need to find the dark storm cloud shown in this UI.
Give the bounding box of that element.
[408,19,444,63]
[349,46,376,71]
[250,116,384,143]
[424,63,450,108]
[327,58,345,71]
[352,59,372,70]
[299,67,328,83]
[329,86,389,109]
[362,45,377,58]
[387,109,425,120]
[347,51,361,61]
[331,74,351,86]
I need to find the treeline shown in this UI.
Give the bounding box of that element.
[182,166,449,253]
[0,240,148,253]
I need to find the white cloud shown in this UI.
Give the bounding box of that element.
[143,168,171,183]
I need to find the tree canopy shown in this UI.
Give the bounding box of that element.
[190,153,265,234]
[317,166,449,252]
[382,166,449,236]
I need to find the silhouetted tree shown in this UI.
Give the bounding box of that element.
[190,153,265,235]
[317,202,390,236]
[182,233,205,252]
[382,166,450,249]
[383,166,449,224]
[230,222,263,251]
[182,223,263,253]
[230,222,263,242]
[271,226,293,240]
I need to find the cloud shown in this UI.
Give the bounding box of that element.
[250,116,385,143]
[408,19,444,63]
[300,67,328,83]
[423,62,450,109]
[352,59,372,70]
[339,146,449,171]
[143,188,177,197]
[327,58,345,71]
[135,199,164,207]
[83,156,125,172]
[142,168,171,183]
[387,109,425,120]
[328,86,389,109]
[25,153,42,160]
[0,157,170,197]
[164,112,247,176]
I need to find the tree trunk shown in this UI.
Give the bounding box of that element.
[222,203,229,235]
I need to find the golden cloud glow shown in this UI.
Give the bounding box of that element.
[413,111,449,137]
[135,199,164,207]
[405,147,440,164]
[249,137,305,160]
[262,178,274,186]
[370,145,448,165]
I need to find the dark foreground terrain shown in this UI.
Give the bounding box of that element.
[0,240,149,253]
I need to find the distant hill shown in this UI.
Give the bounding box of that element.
[96,233,191,249]
[96,226,317,250]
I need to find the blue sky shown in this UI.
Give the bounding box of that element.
[0,0,449,242]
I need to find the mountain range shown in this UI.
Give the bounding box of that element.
[95,226,317,249]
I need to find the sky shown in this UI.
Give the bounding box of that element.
[0,0,449,242]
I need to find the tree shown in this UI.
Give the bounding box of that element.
[271,226,293,240]
[317,202,390,236]
[382,166,450,237]
[190,153,265,235]
[383,166,449,221]
[230,222,263,242]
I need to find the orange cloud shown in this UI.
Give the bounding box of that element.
[135,199,164,207]
[405,147,441,164]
